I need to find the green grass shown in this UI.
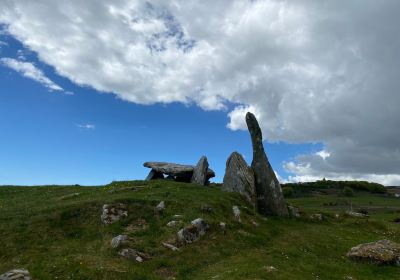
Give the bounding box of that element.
[1,180,399,279]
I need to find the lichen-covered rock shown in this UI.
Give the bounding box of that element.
[347,239,400,265]
[191,156,209,185]
[101,203,128,224]
[222,152,256,205]
[177,218,209,244]
[111,234,128,249]
[0,269,31,280]
[246,112,288,217]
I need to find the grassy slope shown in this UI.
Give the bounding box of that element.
[0,180,399,279]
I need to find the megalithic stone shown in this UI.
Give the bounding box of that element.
[245,112,288,216]
[191,156,209,185]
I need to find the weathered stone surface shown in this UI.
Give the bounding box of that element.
[222,151,255,205]
[101,203,128,224]
[111,234,128,249]
[191,156,209,185]
[143,162,215,181]
[347,240,400,265]
[118,248,146,262]
[0,269,31,280]
[177,218,209,244]
[145,169,164,180]
[246,112,288,217]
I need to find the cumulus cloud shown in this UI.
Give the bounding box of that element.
[77,124,95,130]
[1,0,400,184]
[0,57,64,92]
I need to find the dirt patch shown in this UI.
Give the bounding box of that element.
[125,218,148,233]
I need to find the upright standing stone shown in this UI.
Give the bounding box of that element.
[191,156,209,185]
[246,112,288,216]
[222,151,256,206]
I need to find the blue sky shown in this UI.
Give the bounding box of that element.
[0,34,322,185]
[1,1,400,186]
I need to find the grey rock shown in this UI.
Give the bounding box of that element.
[177,218,209,244]
[143,162,215,182]
[111,234,128,249]
[346,211,369,218]
[288,205,300,217]
[347,239,400,265]
[145,169,164,180]
[118,248,148,262]
[246,112,288,217]
[155,201,165,213]
[0,269,31,280]
[222,151,255,205]
[101,203,128,224]
[191,156,209,185]
[232,206,241,222]
[310,213,323,221]
[167,220,180,227]
[162,242,180,251]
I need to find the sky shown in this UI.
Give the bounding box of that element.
[0,0,399,186]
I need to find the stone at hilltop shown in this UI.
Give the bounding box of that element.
[246,112,288,217]
[144,162,215,182]
[145,169,164,180]
[222,151,255,205]
[0,269,31,280]
[101,203,128,224]
[191,156,209,185]
[347,239,400,265]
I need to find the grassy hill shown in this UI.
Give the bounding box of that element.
[1,180,400,279]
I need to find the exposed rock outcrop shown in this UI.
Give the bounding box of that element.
[222,151,255,205]
[246,112,288,217]
[144,162,215,182]
[101,203,128,224]
[191,156,209,185]
[347,239,400,265]
[0,269,31,280]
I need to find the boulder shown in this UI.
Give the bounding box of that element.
[347,239,400,265]
[191,156,209,185]
[101,203,128,224]
[111,234,128,249]
[245,112,288,217]
[177,218,209,244]
[222,151,255,205]
[288,206,300,217]
[0,269,31,280]
[143,162,215,182]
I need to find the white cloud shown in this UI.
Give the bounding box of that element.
[77,124,95,130]
[1,1,400,184]
[0,57,64,92]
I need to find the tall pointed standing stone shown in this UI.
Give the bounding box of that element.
[191,156,209,185]
[245,112,288,216]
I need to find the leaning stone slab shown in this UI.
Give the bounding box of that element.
[222,151,255,205]
[144,162,215,181]
[101,203,128,224]
[145,169,164,180]
[347,239,400,265]
[246,112,288,217]
[191,156,209,185]
[0,269,31,280]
